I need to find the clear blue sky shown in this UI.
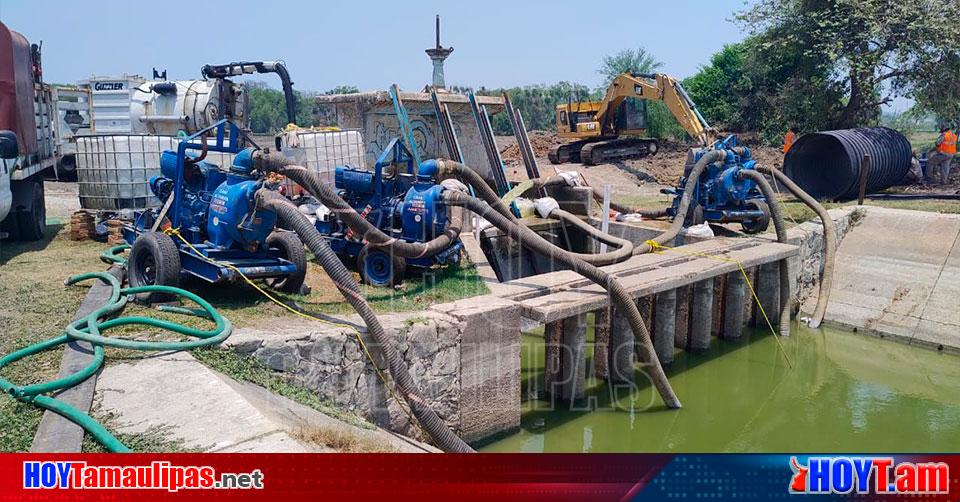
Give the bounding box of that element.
[0,0,753,91]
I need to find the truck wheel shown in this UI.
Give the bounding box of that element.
[128,231,181,303]
[16,180,45,241]
[358,246,405,287]
[265,231,307,294]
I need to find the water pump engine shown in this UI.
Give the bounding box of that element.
[307,138,462,287]
[666,135,771,233]
[124,120,307,298]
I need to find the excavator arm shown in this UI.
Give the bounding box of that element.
[594,72,712,146]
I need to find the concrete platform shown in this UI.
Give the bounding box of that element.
[96,352,437,452]
[824,206,960,352]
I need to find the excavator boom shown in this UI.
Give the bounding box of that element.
[549,72,713,165]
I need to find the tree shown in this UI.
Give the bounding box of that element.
[597,47,663,86]
[736,0,960,128]
[478,82,600,135]
[324,85,359,95]
[682,44,749,130]
[246,81,320,133]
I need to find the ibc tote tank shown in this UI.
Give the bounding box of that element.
[76,135,235,210]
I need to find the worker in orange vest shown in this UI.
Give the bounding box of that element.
[783,127,799,154]
[927,126,957,185]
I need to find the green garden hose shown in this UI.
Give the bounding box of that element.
[0,266,232,453]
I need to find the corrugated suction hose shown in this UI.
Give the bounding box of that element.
[256,190,474,453]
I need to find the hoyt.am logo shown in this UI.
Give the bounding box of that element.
[789,456,949,495]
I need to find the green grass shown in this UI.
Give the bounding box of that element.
[779,197,960,228]
[0,224,486,450]
[191,348,373,430]
[906,130,939,153]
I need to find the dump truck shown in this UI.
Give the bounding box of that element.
[549,72,712,165]
[0,21,91,241]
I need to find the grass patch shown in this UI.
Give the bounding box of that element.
[0,225,105,452]
[191,348,373,430]
[292,426,395,453]
[81,407,198,453]
[778,197,960,228]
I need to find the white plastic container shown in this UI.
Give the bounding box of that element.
[76,135,236,210]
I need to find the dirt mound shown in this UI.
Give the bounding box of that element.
[499,131,562,166]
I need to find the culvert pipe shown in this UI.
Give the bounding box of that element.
[783,127,912,201]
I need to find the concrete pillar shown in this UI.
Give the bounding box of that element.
[592,307,610,379]
[636,296,655,361]
[560,313,588,402]
[723,271,746,340]
[689,278,714,351]
[543,321,563,397]
[711,274,725,336]
[754,262,781,328]
[674,285,691,349]
[742,267,758,326]
[608,304,636,384]
[654,290,677,364]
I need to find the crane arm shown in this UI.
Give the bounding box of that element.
[593,72,712,146]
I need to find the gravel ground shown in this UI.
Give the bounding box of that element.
[44,181,80,223]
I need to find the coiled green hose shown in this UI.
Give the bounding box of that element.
[0,267,232,453]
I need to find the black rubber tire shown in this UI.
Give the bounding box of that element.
[741,199,771,234]
[16,180,45,241]
[684,202,705,227]
[265,231,307,293]
[358,245,405,287]
[128,231,181,303]
[57,156,78,182]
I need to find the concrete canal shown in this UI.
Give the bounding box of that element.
[481,325,960,452]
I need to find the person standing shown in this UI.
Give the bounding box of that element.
[927,126,957,185]
[783,127,799,154]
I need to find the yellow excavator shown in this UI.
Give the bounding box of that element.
[548,72,713,165]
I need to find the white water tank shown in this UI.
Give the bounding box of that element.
[80,75,246,136]
[277,128,365,192]
[76,135,236,210]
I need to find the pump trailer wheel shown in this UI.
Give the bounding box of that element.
[265,230,307,293]
[128,231,181,303]
[358,245,406,287]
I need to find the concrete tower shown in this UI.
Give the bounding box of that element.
[425,15,453,89]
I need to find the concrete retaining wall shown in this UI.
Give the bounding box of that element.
[225,295,520,445]
[314,91,504,188]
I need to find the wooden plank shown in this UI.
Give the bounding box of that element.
[495,237,761,301]
[517,242,797,323]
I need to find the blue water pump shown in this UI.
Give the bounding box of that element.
[665,135,771,234]
[123,120,307,299]
[310,137,462,287]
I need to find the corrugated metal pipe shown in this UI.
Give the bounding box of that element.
[783,127,911,201]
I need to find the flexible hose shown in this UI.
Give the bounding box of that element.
[633,150,727,255]
[443,190,682,409]
[758,167,836,329]
[256,190,474,453]
[738,170,792,337]
[256,158,462,259]
[0,271,232,452]
[548,208,635,266]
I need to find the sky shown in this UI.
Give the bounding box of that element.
[0,0,753,92]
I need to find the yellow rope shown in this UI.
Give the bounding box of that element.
[162,228,423,431]
[644,240,793,368]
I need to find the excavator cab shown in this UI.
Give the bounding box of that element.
[614,97,647,134]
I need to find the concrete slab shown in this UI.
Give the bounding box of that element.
[96,352,436,452]
[824,206,960,352]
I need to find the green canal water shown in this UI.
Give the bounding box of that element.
[481,324,960,453]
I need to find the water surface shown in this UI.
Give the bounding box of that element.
[481,325,960,452]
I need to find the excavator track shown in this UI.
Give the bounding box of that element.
[580,138,659,165]
[548,139,598,164]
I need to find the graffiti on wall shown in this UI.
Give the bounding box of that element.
[366,115,441,165]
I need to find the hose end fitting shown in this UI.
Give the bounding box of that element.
[252,150,293,174]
